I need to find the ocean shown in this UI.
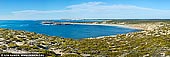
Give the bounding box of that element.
[0,20,140,39]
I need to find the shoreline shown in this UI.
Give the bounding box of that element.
[68,23,145,39]
[69,23,144,30]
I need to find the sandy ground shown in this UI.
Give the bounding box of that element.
[70,23,144,30]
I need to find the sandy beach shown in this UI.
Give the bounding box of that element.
[69,23,145,39]
[69,23,144,30]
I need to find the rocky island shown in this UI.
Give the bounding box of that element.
[42,21,72,25]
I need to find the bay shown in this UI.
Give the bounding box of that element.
[0,20,139,39]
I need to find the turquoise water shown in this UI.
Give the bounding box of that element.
[0,20,139,39]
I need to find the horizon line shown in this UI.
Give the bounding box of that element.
[1,18,170,20]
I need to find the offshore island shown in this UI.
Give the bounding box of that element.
[1,19,170,57]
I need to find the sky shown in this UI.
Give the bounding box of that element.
[0,0,170,20]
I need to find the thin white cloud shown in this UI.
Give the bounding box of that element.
[12,10,66,14]
[1,2,170,19]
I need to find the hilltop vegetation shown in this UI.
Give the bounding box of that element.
[90,19,170,24]
[60,24,170,57]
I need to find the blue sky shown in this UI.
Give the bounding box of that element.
[0,0,170,20]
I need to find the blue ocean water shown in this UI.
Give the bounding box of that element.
[0,20,139,39]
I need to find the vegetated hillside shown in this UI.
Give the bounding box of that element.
[0,28,72,56]
[93,19,170,24]
[61,23,170,57]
